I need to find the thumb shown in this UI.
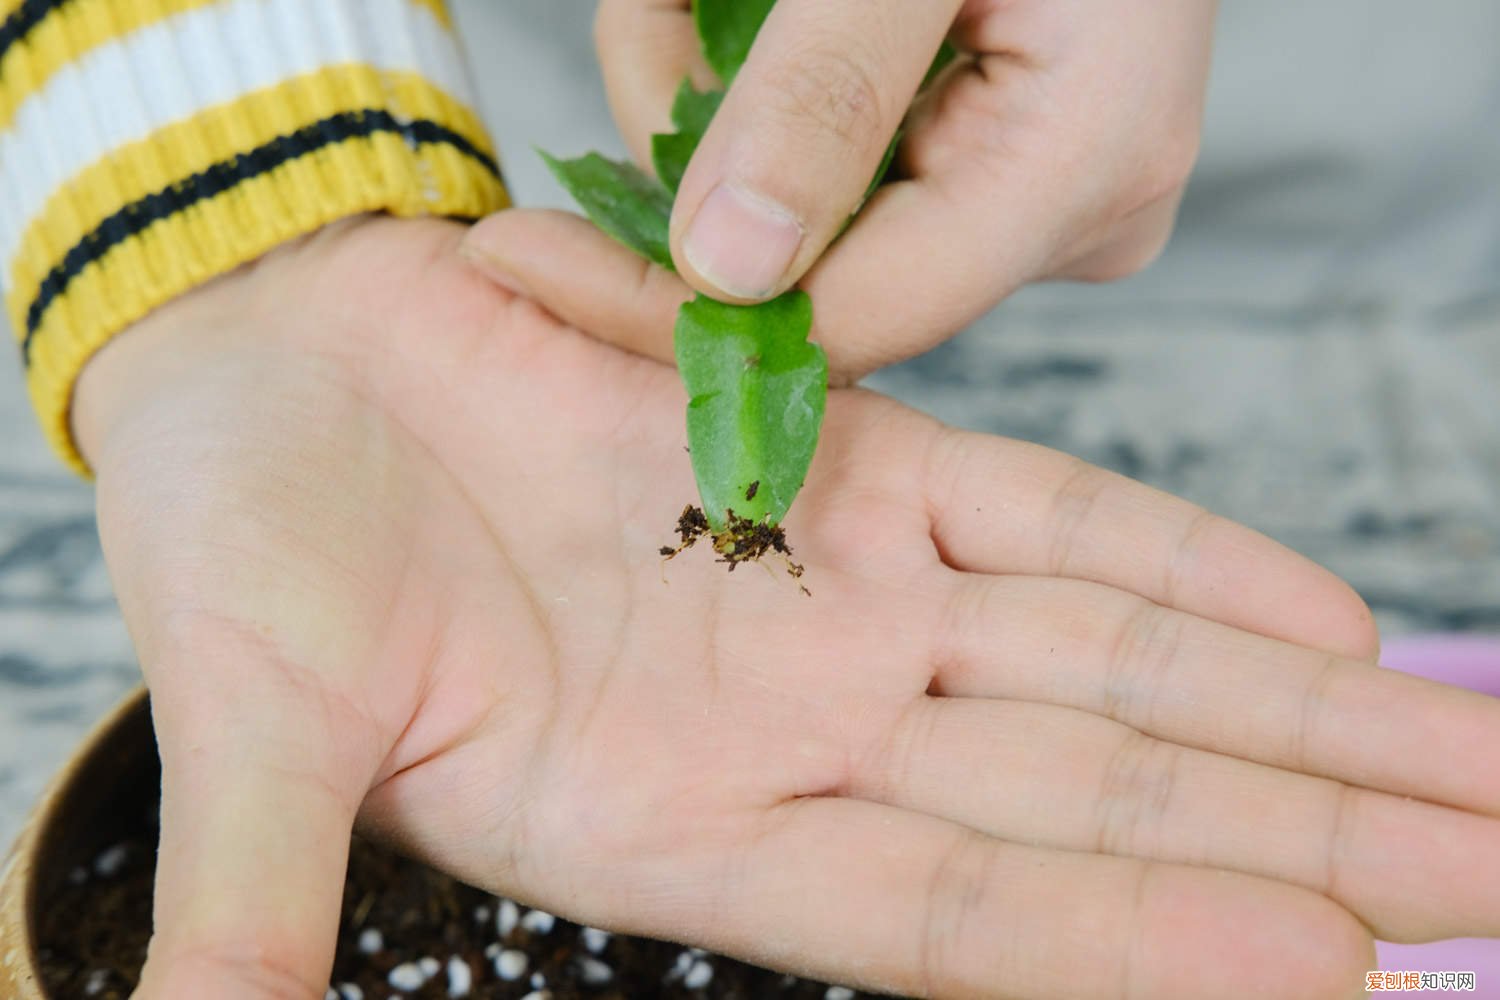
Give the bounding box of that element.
[670,0,959,303]
[133,670,379,999]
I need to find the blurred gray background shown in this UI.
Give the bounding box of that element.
[2,1,1497,847]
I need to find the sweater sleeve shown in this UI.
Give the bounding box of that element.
[0,0,509,474]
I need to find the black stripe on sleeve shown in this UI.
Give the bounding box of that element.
[0,0,68,66]
[21,109,503,363]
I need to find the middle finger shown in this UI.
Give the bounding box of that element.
[927,572,1500,821]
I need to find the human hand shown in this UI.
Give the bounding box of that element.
[467,0,1217,381]
[76,217,1499,1000]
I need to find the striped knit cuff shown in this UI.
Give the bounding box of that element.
[0,0,509,475]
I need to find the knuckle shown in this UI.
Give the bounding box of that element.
[866,699,941,799]
[1066,183,1189,282]
[931,576,991,689]
[151,945,329,999]
[1293,654,1339,773]
[1162,508,1218,607]
[591,1,615,56]
[1128,127,1201,210]
[1323,782,1359,900]
[1044,457,1110,577]
[1072,220,1176,283]
[1094,731,1182,856]
[760,45,889,154]
[924,426,972,537]
[1103,601,1184,726]
[917,831,993,997]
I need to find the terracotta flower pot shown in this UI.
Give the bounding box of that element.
[0,687,154,1000]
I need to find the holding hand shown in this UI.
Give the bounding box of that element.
[78,217,1500,1000]
[472,0,1217,380]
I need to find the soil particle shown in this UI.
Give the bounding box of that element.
[660,504,809,593]
[675,505,711,547]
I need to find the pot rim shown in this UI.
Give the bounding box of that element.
[0,685,151,999]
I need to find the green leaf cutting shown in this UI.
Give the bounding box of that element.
[692,0,777,85]
[539,151,675,270]
[652,81,725,194]
[538,0,950,566]
[675,292,827,531]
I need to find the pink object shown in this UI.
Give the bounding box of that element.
[1381,635,1500,696]
[1373,635,1500,989]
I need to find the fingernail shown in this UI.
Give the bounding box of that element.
[683,183,804,300]
[458,242,531,298]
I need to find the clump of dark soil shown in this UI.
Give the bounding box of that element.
[659,496,809,594]
[34,793,873,999]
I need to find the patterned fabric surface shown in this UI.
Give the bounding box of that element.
[3,0,1498,850]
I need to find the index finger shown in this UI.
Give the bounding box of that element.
[594,0,717,167]
[829,406,1379,660]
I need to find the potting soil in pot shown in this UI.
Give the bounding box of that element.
[35,794,879,1000]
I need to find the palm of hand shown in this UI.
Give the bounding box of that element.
[81,219,1498,1000]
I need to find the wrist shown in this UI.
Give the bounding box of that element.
[5,0,506,475]
[71,217,375,472]
[70,214,475,472]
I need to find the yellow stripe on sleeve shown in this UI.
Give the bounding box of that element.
[14,66,504,474]
[6,63,498,345]
[26,136,503,477]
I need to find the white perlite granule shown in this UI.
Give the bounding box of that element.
[494,948,528,981]
[386,962,426,991]
[580,926,611,953]
[575,955,613,984]
[667,950,695,979]
[684,959,714,990]
[92,844,128,877]
[446,955,473,997]
[496,899,520,938]
[520,908,556,934]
